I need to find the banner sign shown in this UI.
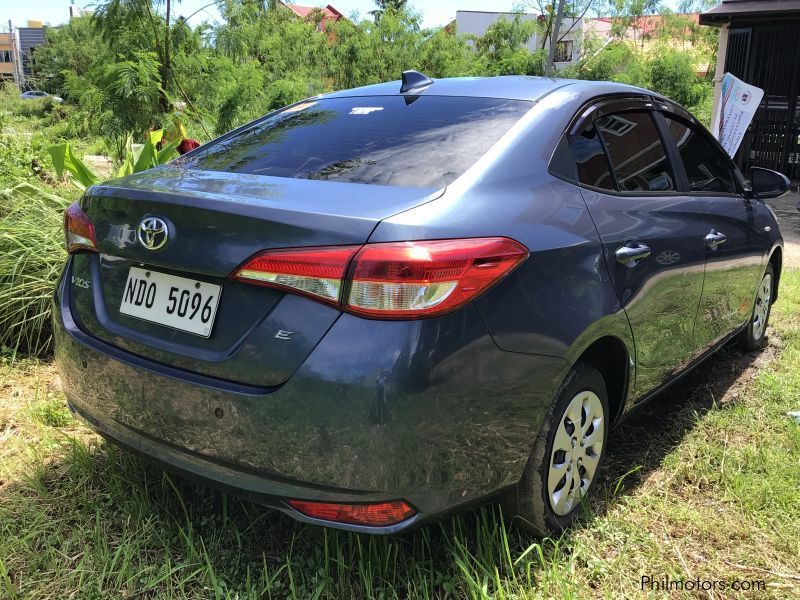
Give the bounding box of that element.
[713,72,764,158]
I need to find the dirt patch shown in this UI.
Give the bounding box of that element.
[82,155,114,180]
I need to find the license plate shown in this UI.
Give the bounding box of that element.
[119,267,221,337]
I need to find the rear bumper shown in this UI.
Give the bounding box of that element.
[54,259,568,533]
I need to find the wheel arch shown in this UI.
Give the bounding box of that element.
[573,336,631,425]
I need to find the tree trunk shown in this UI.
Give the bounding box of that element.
[162,0,171,112]
[541,14,552,50]
[545,0,566,76]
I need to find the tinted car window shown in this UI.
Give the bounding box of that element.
[573,123,615,190]
[596,111,676,192]
[664,117,736,193]
[187,96,533,189]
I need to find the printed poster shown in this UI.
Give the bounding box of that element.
[713,72,764,158]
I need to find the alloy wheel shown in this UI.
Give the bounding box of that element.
[752,273,772,342]
[547,391,605,516]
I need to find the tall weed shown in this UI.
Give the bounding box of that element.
[0,182,69,357]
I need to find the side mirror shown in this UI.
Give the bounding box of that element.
[750,167,790,199]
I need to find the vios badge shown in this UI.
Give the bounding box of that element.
[137,216,169,250]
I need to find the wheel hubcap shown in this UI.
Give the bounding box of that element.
[752,273,772,341]
[547,391,605,517]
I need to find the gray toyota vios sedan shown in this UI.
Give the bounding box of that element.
[54,72,788,535]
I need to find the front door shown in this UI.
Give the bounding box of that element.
[660,113,766,349]
[573,105,707,397]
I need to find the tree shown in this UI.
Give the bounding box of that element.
[605,0,663,50]
[370,0,408,22]
[471,13,544,76]
[545,0,566,76]
[520,0,598,49]
[93,0,178,112]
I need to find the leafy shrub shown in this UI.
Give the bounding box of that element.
[48,129,182,189]
[648,47,710,109]
[0,130,52,188]
[30,395,73,427]
[0,183,70,357]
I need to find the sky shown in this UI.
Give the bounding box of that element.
[2,0,687,31]
[2,0,524,30]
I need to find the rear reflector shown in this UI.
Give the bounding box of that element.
[286,499,416,527]
[231,246,360,306]
[64,202,98,254]
[231,237,528,318]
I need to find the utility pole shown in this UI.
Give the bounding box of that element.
[545,0,566,77]
[8,20,20,89]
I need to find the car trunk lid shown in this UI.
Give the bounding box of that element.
[68,167,440,387]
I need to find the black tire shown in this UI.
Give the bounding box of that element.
[739,262,774,352]
[503,362,609,536]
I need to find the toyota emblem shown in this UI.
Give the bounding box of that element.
[137,216,169,250]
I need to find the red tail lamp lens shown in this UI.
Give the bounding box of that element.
[286,499,416,527]
[230,237,528,318]
[230,246,360,306]
[345,237,529,318]
[64,202,98,254]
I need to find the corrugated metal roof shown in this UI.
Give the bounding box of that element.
[700,0,800,24]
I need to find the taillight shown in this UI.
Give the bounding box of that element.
[345,238,528,318]
[64,202,98,254]
[230,246,360,306]
[286,499,416,527]
[231,237,528,318]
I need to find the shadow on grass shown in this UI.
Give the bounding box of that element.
[597,339,767,507]
[0,340,770,598]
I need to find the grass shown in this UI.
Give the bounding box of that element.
[0,271,798,598]
[0,183,70,357]
[0,85,84,359]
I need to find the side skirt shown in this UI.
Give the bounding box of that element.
[617,321,750,424]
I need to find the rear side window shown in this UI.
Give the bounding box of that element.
[596,111,676,192]
[186,96,533,189]
[573,123,615,190]
[664,117,736,193]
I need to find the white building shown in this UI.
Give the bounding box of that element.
[455,10,583,68]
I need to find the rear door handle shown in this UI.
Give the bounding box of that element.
[615,242,651,266]
[705,230,727,250]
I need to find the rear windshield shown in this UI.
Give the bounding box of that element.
[186,95,533,188]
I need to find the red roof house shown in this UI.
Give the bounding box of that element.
[281,2,345,31]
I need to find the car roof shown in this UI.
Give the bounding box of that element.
[322,76,657,103]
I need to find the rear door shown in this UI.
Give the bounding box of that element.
[659,109,766,349]
[569,99,708,397]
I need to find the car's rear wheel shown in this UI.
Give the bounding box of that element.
[504,362,608,536]
[739,263,774,351]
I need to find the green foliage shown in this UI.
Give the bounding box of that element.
[0,183,70,357]
[567,40,713,119]
[34,2,576,146]
[472,13,545,76]
[29,16,104,96]
[31,1,721,148]
[648,47,710,108]
[48,129,182,189]
[418,27,476,78]
[48,143,101,189]
[29,396,73,427]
